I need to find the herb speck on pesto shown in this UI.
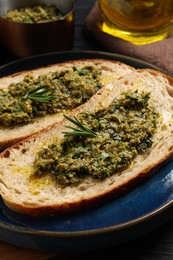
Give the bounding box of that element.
[35,90,158,186]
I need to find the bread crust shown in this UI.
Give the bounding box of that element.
[0,69,173,216]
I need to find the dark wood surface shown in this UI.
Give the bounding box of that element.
[0,1,173,259]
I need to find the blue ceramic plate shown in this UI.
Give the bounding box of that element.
[0,51,173,251]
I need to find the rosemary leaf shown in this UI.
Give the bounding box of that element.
[22,85,56,103]
[63,114,97,138]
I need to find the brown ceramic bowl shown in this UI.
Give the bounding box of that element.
[0,0,74,57]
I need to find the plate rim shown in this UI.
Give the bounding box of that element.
[0,198,173,238]
[0,50,170,76]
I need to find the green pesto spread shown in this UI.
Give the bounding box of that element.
[0,66,102,127]
[35,90,158,186]
[3,5,63,23]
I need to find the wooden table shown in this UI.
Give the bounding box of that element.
[0,1,173,259]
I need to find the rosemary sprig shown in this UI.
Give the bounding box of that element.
[63,114,97,138]
[22,85,56,102]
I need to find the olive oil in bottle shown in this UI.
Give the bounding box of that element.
[98,0,173,45]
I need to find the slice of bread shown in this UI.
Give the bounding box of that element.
[0,59,134,150]
[0,69,173,216]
